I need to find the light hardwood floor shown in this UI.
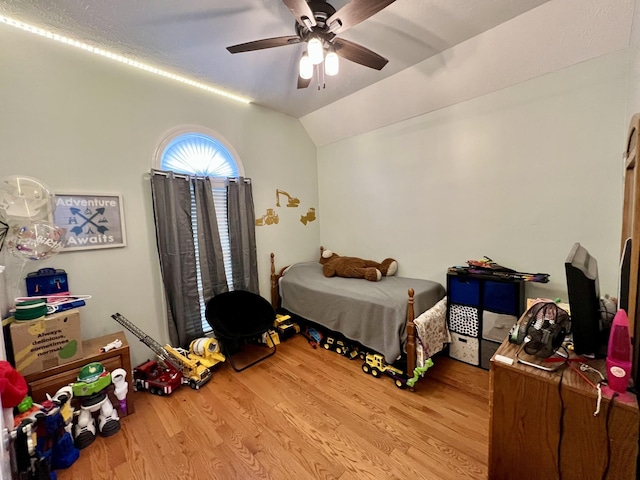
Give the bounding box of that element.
[57,334,489,480]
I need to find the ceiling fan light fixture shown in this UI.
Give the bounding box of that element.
[225,0,399,91]
[299,54,313,80]
[307,37,324,65]
[325,50,339,76]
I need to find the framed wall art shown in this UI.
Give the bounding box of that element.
[53,193,127,251]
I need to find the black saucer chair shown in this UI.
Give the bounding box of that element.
[205,290,277,372]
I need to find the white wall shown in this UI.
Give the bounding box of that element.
[302,0,633,147]
[0,26,319,365]
[317,50,628,302]
[627,0,640,117]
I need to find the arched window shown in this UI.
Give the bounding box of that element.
[155,126,244,332]
[159,132,241,178]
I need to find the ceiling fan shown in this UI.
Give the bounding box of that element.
[226,0,397,89]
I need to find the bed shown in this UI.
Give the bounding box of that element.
[270,250,448,376]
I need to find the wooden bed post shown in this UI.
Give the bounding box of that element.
[270,253,278,311]
[622,114,640,382]
[406,288,416,376]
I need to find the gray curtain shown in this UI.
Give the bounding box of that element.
[228,178,259,294]
[150,172,228,347]
[193,179,228,299]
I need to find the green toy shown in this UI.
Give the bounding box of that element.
[16,395,33,414]
[72,362,112,397]
[406,358,434,388]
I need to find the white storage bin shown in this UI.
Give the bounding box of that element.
[449,333,479,366]
[482,311,517,342]
[448,304,479,337]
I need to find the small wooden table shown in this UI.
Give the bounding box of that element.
[24,331,135,416]
[489,339,637,480]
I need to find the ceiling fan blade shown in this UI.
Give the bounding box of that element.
[282,0,317,30]
[332,38,388,70]
[297,75,312,89]
[227,35,301,53]
[326,0,396,34]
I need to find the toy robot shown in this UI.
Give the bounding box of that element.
[51,385,74,436]
[111,368,129,415]
[72,362,128,449]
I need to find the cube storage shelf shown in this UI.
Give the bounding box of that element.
[446,272,525,369]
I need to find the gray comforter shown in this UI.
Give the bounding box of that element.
[280,262,445,362]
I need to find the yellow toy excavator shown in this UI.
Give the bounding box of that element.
[276,189,300,207]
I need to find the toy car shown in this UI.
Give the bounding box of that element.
[274,314,300,340]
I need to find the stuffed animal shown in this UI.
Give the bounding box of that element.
[319,249,398,282]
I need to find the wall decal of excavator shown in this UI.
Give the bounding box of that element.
[276,189,300,208]
[255,188,316,227]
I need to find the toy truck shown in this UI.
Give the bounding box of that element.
[323,336,359,360]
[189,337,226,369]
[133,359,183,396]
[361,352,407,389]
[274,314,300,340]
[164,345,212,389]
[111,313,217,393]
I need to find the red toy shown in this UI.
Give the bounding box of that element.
[133,359,183,396]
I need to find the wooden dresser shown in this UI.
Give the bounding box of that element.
[23,331,135,416]
[489,339,637,480]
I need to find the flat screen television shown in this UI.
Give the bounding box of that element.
[565,243,609,357]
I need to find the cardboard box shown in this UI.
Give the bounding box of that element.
[10,309,83,376]
[526,298,570,314]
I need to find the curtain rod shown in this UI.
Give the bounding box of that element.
[150,169,251,183]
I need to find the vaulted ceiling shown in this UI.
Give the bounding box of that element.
[0,0,551,118]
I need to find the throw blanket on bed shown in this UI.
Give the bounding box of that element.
[280,261,445,362]
[414,297,451,368]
